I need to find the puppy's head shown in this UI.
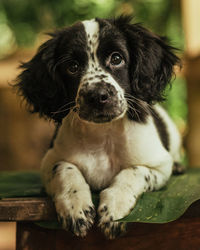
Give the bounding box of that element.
[15,16,180,123]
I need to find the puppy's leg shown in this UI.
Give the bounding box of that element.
[42,161,95,237]
[98,159,173,239]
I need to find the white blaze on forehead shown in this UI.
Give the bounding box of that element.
[80,18,126,106]
[82,19,99,44]
[82,19,99,61]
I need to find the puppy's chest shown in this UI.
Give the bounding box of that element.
[65,131,127,190]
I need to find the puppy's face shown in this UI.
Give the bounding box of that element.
[61,20,130,123]
[16,16,180,123]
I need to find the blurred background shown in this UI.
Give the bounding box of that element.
[0,0,200,249]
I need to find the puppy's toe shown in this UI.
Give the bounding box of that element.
[98,214,127,239]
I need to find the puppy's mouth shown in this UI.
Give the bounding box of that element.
[78,107,125,123]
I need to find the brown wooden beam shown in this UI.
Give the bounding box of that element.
[0,197,200,222]
[0,197,56,221]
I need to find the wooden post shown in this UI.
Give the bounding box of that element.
[181,0,200,166]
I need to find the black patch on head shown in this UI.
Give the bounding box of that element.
[150,107,169,151]
[14,22,88,122]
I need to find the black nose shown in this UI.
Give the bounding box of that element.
[85,88,110,106]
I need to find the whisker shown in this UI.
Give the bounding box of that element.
[127,104,141,122]
[51,101,75,115]
[51,105,75,115]
[124,93,151,116]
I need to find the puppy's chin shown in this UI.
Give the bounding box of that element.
[77,108,126,124]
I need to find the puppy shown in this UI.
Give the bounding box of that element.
[15,16,181,239]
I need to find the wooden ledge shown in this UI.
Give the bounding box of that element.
[0,197,56,221]
[0,197,200,222]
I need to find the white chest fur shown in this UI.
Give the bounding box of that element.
[52,112,128,190]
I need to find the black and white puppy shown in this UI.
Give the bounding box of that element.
[16,16,181,239]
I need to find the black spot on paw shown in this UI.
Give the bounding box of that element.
[173,162,185,175]
[52,164,60,175]
[100,205,108,214]
[145,175,150,182]
[84,206,96,220]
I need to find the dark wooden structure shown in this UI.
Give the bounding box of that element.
[0,197,200,249]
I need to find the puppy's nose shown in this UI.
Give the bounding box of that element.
[85,88,110,106]
[87,89,110,105]
[98,89,110,104]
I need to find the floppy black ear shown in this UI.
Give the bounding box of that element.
[15,33,67,122]
[115,16,181,103]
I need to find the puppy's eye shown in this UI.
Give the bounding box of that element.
[110,52,123,66]
[67,61,79,74]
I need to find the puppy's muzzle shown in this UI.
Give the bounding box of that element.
[77,82,126,123]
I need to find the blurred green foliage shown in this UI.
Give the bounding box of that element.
[0,0,183,49]
[0,0,187,126]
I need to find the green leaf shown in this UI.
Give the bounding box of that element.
[119,169,200,223]
[1,169,200,227]
[0,171,46,198]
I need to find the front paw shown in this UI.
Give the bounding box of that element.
[54,193,95,237]
[98,187,136,239]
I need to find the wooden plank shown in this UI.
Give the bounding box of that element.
[0,197,56,221]
[0,197,200,221]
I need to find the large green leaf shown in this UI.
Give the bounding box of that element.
[0,171,46,198]
[120,169,200,223]
[0,169,200,227]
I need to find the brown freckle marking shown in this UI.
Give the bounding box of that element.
[91,52,95,61]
